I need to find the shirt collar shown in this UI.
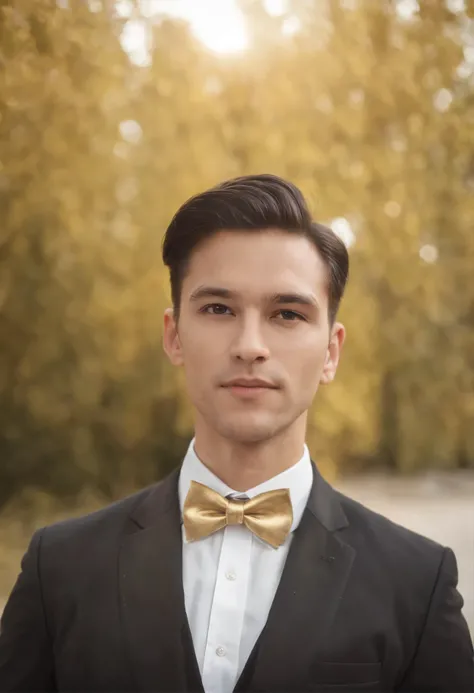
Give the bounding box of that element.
[178,438,313,536]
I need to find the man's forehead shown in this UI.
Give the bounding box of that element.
[182,231,329,299]
[188,230,326,273]
[193,228,316,254]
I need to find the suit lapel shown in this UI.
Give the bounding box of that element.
[118,461,354,693]
[237,463,355,693]
[118,470,203,693]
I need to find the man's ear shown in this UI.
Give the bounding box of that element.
[163,307,184,366]
[320,322,345,385]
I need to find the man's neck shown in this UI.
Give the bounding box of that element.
[193,421,307,492]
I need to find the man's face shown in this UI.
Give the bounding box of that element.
[163,229,345,445]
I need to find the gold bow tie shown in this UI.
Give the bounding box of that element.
[183,481,293,549]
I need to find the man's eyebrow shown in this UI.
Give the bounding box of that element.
[189,286,319,309]
[271,293,319,309]
[189,286,236,302]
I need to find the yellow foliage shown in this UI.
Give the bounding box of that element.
[0,0,473,505]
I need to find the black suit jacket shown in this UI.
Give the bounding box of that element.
[0,462,473,693]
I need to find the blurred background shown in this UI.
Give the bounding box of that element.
[0,0,473,631]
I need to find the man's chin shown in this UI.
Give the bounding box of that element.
[214,417,281,445]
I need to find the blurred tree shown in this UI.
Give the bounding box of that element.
[0,0,185,504]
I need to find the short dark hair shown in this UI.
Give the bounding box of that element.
[162,174,349,324]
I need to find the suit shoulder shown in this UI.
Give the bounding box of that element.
[336,488,445,567]
[37,482,159,548]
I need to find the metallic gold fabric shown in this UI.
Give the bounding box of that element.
[183,481,293,549]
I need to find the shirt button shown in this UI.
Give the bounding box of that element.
[225,571,236,581]
[216,646,226,657]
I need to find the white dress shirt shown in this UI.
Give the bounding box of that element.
[178,439,313,693]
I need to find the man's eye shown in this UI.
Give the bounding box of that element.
[202,303,232,315]
[277,310,305,321]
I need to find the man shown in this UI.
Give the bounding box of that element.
[0,174,472,693]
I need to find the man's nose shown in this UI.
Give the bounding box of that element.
[230,319,270,363]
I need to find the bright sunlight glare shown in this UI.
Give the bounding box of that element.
[122,0,249,56]
[178,0,248,54]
